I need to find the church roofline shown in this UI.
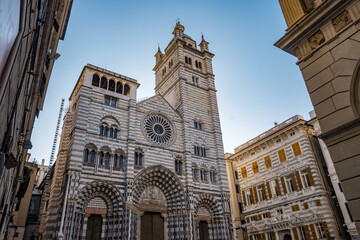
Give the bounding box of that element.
[70,64,140,100]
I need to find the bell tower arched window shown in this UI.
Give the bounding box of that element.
[108,79,115,91]
[116,82,123,94]
[124,84,130,96]
[100,77,108,89]
[92,74,100,87]
[105,153,110,166]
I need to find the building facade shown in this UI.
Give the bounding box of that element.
[226,115,346,240]
[308,112,359,240]
[0,1,73,238]
[275,0,360,234]
[40,23,232,240]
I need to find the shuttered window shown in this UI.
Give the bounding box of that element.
[292,227,300,240]
[264,155,272,168]
[252,161,259,174]
[304,202,309,209]
[278,149,287,162]
[291,204,300,212]
[292,142,302,156]
[315,199,321,206]
[306,167,315,186]
[241,167,247,178]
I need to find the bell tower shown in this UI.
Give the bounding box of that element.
[153,23,231,225]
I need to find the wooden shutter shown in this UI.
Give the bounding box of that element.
[296,171,303,189]
[310,224,317,240]
[261,183,267,200]
[250,188,254,204]
[292,205,299,212]
[253,186,259,203]
[315,199,321,206]
[292,227,300,240]
[266,182,272,199]
[304,202,309,209]
[275,178,281,196]
[241,167,247,178]
[278,149,287,162]
[264,155,271,168]
[292,142,302,156]
[252,162,259,174]
[271,232,276,240]
[246,217,250,223]
[242,191,247,206]
[307,167,315,186]
[291,173,298,191]
[249,235,253,240]
[262,233,266,240]
[322,222,331,240]
[281,176,288,194]
[304,225,311,240]
[258,214,262,220]
[267,212,271,218]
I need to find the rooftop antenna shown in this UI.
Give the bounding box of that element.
[49,98,65,166]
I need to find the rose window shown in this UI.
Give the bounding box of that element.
[143,114,174,145]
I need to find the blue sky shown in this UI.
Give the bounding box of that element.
[29,1,313,164]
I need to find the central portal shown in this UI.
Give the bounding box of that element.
[141,212,164,240]
[86,214,102,240]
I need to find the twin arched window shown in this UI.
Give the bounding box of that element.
[134,149,143,167]
[175,158,183,174]
[92,73,130,96]
[83,145,126,169]
[185,56,192,65]
[194,146,206,157]
[200,168,208,182]
[114,151,125,169]
[195,60,202,69]
[100,124,118,138]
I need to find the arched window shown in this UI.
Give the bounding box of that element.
[114,154,118,168]
[134,150,143,166]
[83,149,89,163]
[185,56,188,64]
[99,152,104,165]
[195,61,198,68]
[116,82,123,94]
[200,168,208,182]
[198,62,202,69]
[90,150,96,164]
[188,58,192,65]
[110,128,114,138]
[104,126,108,136]
[100,77,107,89]
[105,153,110,166]
[108,79,115,91]
[192,164,198,180]
[114,129,118,138]
[175,158,183,173]
[210,169,217,183]
[119,154,124,168]
[124,84,130,96]
[99,125,104,136]
[92,74,100,87]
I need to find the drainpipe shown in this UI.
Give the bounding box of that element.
[58,173,70,240]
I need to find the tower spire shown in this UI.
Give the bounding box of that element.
[199,33,209,52]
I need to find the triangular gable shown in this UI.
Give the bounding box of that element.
[137,94,182,120]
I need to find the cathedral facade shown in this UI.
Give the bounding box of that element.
[41,23,232,240]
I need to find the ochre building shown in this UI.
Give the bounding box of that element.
[226,115,346,240]
[275,0,360,235]
[40,23,232,240]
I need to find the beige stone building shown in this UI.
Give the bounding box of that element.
[226,115,347,240]
[0,1,73,238]
[7,161,38,240]
[40,23,232,240]
[308,111,359,239]
[275,0,360,234]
